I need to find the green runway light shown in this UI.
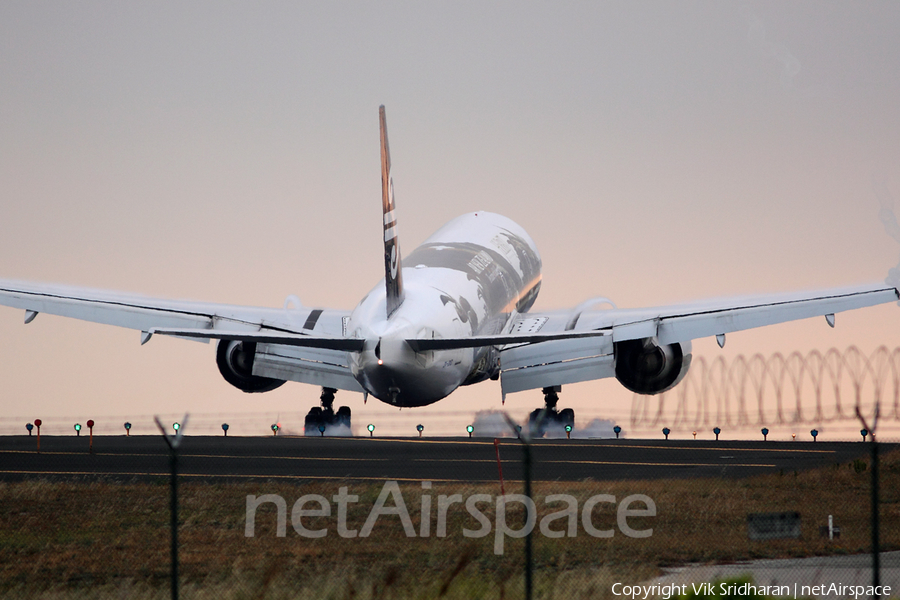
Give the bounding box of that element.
[173,422,180,432]
[74,423,82,436]
[416,424,424,437]
[466,425,474,438]
[367,423,375,437]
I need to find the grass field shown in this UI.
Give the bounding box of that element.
[1,449,898,599]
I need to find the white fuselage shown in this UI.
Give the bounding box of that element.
[346,211,542,407]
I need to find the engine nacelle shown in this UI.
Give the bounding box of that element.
[216,340,286,393]
[614,338,691,395]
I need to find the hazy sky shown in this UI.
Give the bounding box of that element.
[1,2,899,439]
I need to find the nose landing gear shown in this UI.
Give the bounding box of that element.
[527,386,575,438]
[304,387,352,435]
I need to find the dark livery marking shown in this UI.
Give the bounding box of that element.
[303,309,324,330]
[406,236,541,334]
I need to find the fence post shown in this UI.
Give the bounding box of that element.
[503,412,541,600]
[155,414,189,600]
[856,405,880,597]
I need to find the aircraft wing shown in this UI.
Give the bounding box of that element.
[571,283,898,344]
[487,282,898,396]
[0,278,351,346]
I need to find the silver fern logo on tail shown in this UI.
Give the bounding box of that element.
[380,106,404,318]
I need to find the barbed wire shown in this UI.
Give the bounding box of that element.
[631,346,900,430]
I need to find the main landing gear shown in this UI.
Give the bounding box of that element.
[528,386,575,438]
[304,387,352,436]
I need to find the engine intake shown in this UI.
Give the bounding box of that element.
[216,340,286,393]
[614,338,691,395]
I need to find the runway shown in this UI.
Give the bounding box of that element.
[0,435,887,482]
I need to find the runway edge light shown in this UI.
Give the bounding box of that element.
[713,426,721,441]
[613,425,621,439]
[662,427,670,440]
[124,422,131,436]
[367,423,375,437]
[26,423,33,436]
[416,424,424,438]
[74,423,82,436]
[762,427,769,441]
[811,429,819,442]
[861,428,868,441]
[467,425,474,438]
[222,423,229,437]
[318,423,326,437]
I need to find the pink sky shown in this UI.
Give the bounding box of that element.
[1,3,899,440]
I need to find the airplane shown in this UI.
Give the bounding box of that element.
[1,106,897,435]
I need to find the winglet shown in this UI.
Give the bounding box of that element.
[380,106,404,318]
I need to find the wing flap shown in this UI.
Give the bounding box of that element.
[253,343,365,393]
[149,328,365,351]
[500,336,615,395]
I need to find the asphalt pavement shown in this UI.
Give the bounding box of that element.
[0,435,887,483]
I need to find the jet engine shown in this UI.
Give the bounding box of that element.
[216,340,286,393]
[614,338,691,395]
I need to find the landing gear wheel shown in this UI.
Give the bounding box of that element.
[528,408,549,437]
[304,388,352,435]
[336,406,351,428]
[528,387,574,438]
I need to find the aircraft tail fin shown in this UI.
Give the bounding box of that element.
[380,105,404,318]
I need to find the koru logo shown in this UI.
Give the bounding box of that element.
[390,245,398,279]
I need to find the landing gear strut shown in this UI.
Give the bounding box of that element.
[528,386,574,437]
[304,387,352,435]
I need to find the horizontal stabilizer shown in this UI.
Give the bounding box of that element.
[149,328,365,351]
[405,329,610,352]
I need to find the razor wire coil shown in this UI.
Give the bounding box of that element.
[631,346,900,430]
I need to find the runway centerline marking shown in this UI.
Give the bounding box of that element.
[321,439,835,454]
[0,450,391,462]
